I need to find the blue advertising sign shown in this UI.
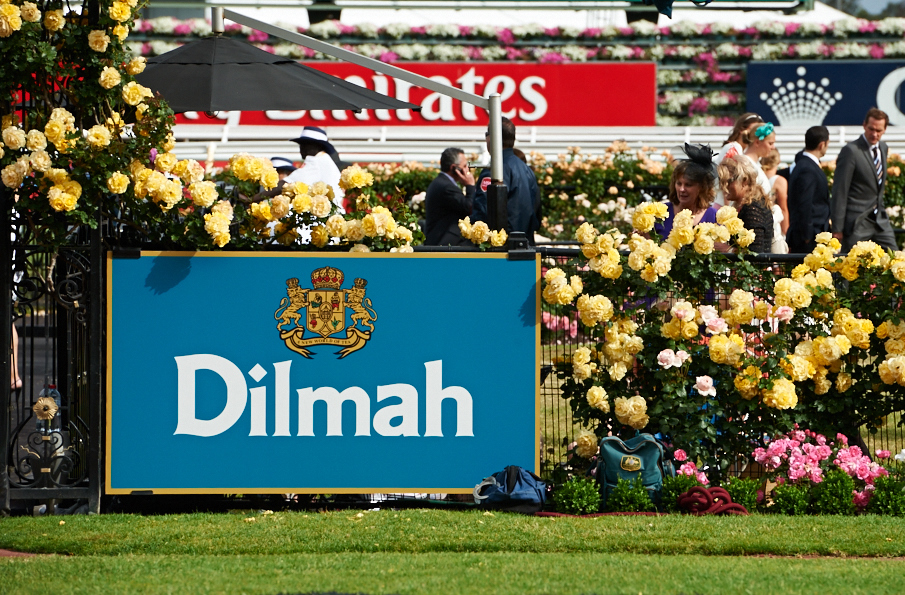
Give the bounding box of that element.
[747,61,905,127]
[106,252,540,494]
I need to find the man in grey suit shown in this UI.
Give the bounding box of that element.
[831,108,897,252]
[424,147,475,246]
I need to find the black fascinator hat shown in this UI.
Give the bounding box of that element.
[677,143,717,183]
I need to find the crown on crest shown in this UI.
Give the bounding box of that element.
[311,266,344,290]
[354,278,367,289]
[759,66,842,127]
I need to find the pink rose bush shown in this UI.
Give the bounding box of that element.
[754,427,889,510]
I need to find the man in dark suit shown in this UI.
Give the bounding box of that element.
[787,126,830,253]
[831,108,897,251]
[473,117,541,241]
[424,147,475,246]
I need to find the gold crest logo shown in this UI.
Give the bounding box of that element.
[620,456,641,473]
[274,267,376,359]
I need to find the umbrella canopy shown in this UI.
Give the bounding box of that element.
[135,36,419,114]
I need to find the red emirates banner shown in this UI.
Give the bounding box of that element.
[174,62,656,127]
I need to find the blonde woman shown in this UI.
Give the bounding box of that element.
[742,122,776,197]
[761,148,789,253]
[719,155,775,253]
[714,113,764,206]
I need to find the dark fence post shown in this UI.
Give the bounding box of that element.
[88,215,103,514]
[487,182,508,232]
[1,187,11,516]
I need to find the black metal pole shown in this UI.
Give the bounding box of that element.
[0,187,12,516]
[87,214,103,513]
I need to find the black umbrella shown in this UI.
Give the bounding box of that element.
[135,36,419,114]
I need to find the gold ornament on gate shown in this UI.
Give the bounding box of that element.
[274,267,377,359]
[33,397,59,421]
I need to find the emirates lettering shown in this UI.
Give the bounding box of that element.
[173,355,474,438]
[182,69,547,123]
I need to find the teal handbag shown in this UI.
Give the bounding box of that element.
[596,434,676,508]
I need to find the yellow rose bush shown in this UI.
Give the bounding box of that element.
[546,204,893,481]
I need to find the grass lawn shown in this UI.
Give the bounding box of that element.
[2,510,905,594]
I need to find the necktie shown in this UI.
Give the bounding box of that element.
[873,146,883,184]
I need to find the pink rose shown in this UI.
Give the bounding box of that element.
[836,433,849,445]
[876,449,891,459]
[673,449,687,462]
[696,471,709,485]
[773,306,794,322]
[705,317,728,335]
[694,375,717,397]
[697,305,718,322]
[676,350,690,364]
[657,348,678,368]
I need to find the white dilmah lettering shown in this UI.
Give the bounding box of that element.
[173,357,474,438]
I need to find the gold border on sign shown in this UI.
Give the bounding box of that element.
[104,251,539,494]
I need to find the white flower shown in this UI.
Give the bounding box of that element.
[560,45,589,62]
[472,24,499,38]
[511,23,544,37]
[355,22,380,38]
[382,22,410,39]
[308,20,342,38]
[426,23,460,37]
[146,16,178,34]
[750,43,789,61]
[895,449,905,462]
[609,45,635,61]
[431,44,467,61]
[481,46,508,61]
[877,17,905,35]
[629,20,658,36]
[752,20,785,36]
[694,376,717,397]
[714,43,741,59]
[833,43,870,58]
[832,18,865,37]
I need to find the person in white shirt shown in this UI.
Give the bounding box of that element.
[284,126,345,211]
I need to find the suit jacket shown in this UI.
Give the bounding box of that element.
[424,173,475,246]
[473,148,541,237]
[787,151,830,253]
[831,135,894,244]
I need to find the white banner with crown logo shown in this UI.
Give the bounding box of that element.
[105,252,540,494]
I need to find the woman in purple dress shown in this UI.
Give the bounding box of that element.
[654,143,720,241]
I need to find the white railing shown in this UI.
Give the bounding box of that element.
[171,124,898,165]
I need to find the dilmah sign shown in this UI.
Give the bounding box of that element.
[105,253,540,494]
[175,62,657,127]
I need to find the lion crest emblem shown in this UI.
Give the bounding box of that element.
[274,266,376,359]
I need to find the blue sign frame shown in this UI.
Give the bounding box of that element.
[106,252,540,494]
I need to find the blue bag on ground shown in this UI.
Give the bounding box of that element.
[473,466,546,513]
[596,434,676,508]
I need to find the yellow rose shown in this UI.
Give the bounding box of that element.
[122,81,150,106]
[99,66,121,89]
[734,366,760,400]
[310,194,332,218]
[188,181,218,207]
[344,219,365,242]
[470,221,491,244]
[724,217,744,235]
[835,372,853,393]
[109,1,131,21]
[154,152,177,173]
[20,2,40,22]
[2,126,25,150]
[311,225,329,248]
[43,9,64,32]
[1,164,25,188]
[586,386,609,412]
[736,229,755,248]
[490,230,507,247]
[88,30,110,53]
[325,214,346,237]
[86,124,112,148]
[614,395,648,430]
[693,235,714,255]
[106,172,129,194]
[25,129,47,151]
[112,24,128,41]
[716,205,738,224]
[261,169,279,190]
[762,378,798,409]
[0,4,22,37]
[291,193,312,214]
[29,150,51,172]
[124,57,146,75]
[575,222,598,245]
[270,195,290,219]
[574,429,599,458]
